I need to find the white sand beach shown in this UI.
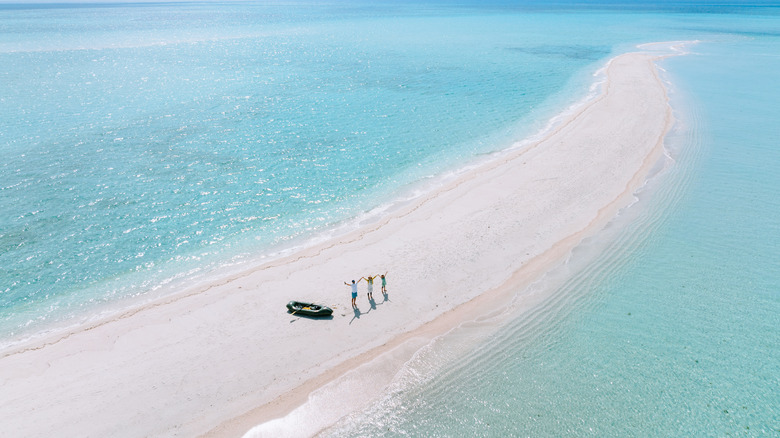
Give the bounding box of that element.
[0,48,676,437]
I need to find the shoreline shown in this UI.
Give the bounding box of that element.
[0,45,682,438]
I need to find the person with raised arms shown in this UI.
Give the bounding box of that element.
[344,278,361,308]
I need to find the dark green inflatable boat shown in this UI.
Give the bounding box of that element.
[286,300,333,317]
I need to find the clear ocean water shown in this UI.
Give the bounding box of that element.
[1,1,778,435]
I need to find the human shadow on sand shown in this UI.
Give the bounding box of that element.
[349,306,364,325]
[349,292,393,324]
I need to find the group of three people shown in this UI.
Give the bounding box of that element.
[345,272,387,308]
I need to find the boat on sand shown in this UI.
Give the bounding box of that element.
[286,301,333,317]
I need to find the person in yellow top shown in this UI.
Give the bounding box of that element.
[361,274,379,300]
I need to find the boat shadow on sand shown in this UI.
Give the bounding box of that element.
[289,312,334,322]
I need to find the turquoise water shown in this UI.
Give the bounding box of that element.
[1,2,779,435]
